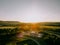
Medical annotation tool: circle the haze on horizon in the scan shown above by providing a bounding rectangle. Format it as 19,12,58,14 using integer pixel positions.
0,0,60,23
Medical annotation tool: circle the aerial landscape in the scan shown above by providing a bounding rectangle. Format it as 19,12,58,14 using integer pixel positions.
0,0,60,45
0,21,60,45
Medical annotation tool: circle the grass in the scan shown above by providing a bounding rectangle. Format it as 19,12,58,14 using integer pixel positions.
0,22,60,45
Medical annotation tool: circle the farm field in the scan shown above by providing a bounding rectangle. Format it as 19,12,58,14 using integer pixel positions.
0,21,60,45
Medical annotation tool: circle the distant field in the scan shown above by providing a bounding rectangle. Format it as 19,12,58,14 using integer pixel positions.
0,21,60,45
0,27,16,29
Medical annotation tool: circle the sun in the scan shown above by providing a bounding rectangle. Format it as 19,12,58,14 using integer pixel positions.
20,14,45,23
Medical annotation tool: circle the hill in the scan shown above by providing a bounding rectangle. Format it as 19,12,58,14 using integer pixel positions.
0,21,20,26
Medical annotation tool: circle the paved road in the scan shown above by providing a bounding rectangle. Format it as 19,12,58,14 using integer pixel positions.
17,39,40,45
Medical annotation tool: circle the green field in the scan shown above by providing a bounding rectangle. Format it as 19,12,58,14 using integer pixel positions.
0,21,60,45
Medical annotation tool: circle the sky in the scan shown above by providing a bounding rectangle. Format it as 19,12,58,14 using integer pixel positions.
0,0,60,22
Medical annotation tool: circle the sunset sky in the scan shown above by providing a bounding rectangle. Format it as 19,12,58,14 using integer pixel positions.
0,0,60,22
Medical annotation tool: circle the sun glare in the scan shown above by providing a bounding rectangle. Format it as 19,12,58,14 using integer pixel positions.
20,14,45,23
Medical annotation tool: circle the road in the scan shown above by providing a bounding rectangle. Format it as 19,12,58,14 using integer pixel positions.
17,39,39,45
